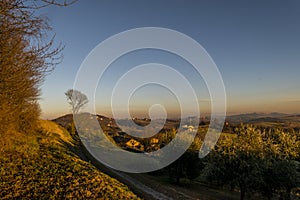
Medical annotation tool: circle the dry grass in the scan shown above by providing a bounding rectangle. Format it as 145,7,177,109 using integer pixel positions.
0,121,141,199
38,120,73,144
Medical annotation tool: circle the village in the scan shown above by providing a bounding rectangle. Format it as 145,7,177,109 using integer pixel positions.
96,115,206,153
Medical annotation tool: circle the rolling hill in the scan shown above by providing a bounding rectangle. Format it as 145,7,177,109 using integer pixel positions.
0,120,141,199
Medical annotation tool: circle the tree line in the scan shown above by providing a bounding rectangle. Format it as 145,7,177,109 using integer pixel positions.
153,125,300,200
0,0,75,135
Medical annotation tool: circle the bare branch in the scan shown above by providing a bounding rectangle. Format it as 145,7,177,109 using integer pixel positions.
65,89,89,114
40,0,78,7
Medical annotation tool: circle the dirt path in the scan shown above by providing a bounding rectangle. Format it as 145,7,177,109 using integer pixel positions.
112,171,173,200
70,136,172,199
76,143,207,200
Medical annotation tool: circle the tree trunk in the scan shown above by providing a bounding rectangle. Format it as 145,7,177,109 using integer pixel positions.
285,187,291,200
240,189,245,200
239,182,246,200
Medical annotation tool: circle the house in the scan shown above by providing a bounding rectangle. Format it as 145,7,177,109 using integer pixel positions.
126,139,144,151
188,125,195,131
150,138,159,144
126,139,141,148
182,125,195,131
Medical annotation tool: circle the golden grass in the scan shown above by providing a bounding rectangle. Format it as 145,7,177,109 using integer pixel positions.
0,121,141,199
38,120,73,145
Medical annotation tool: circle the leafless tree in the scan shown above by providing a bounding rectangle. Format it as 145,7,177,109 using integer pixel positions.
65,89,89,114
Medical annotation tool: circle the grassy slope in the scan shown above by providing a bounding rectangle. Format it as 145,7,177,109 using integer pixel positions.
0,120,141,199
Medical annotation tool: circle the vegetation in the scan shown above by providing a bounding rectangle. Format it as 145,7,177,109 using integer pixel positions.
65,89,89,114
144,125,300,200
0,0,67,134
205,125,300,200
0,1,139,198
53,114,300,199
1,0,298,199
0,120,141,199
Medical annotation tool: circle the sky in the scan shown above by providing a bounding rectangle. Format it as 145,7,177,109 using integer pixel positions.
38,0,300,119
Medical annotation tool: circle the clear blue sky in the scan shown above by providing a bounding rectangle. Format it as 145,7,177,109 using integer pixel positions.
39,0,300,119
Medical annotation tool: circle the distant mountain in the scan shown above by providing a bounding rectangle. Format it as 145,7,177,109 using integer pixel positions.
249,117,286,123
226,112,289,124
225,112,300,129
53,112,300,130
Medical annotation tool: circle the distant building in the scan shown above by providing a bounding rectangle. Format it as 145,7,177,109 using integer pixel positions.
126,139,144,151
126,139,141,148
188,125,195,131
150,138,159,144
182,125,195,131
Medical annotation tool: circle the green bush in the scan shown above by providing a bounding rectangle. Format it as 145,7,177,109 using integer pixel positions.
204,125,300,200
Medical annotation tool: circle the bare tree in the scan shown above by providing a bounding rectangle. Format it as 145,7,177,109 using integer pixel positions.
65,89,88,114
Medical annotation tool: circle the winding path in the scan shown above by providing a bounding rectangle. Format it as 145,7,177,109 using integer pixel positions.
73,136,199,200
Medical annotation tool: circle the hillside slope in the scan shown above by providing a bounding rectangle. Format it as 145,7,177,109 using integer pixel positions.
0,120,141,199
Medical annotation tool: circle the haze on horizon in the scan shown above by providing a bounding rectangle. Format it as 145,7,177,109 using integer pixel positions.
38,0,300,120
